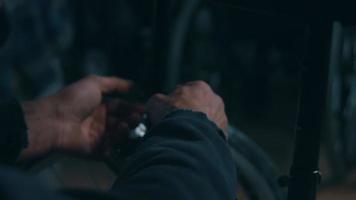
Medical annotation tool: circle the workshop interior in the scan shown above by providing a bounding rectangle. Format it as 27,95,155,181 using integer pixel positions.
1,0,356,199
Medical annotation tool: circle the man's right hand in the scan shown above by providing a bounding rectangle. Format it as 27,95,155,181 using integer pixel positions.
147,81,228,138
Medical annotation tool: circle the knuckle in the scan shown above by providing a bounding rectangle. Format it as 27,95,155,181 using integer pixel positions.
176,86,188,94
173,85,191,96
194,80,209,87
194,81,212,91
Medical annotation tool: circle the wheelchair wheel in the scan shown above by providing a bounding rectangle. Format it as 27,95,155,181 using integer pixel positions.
228,126,285,200
165,1,285,198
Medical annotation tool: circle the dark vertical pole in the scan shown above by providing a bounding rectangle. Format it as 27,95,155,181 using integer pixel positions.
151,0,171,93
287,23,332,200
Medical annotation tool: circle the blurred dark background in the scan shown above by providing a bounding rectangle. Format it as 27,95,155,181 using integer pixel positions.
1,0,356,199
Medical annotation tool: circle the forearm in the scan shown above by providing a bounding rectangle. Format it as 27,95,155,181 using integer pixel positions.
110,110,237,200
0,97,62,165
19,98,59,162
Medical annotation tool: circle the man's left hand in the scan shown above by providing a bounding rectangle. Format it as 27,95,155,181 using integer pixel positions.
20,75,144,161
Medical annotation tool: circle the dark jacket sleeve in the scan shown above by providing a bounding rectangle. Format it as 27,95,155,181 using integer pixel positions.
0,109,237,200
109,110,237,200
0,100,28,165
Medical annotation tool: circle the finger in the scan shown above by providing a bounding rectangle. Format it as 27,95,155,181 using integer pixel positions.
124,113,142,129
106,122,130,148
88,75,133,93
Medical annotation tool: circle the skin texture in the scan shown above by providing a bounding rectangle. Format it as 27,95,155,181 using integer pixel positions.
20,75,144,161
147,81,228,139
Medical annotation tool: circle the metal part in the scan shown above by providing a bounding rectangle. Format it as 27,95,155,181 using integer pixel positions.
129,114,149,139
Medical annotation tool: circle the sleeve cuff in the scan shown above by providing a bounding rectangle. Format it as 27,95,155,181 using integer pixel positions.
161,109,227,141
0,100,28,164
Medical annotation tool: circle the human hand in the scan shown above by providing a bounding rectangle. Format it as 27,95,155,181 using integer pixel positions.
147,81,228,138
20,75,144,161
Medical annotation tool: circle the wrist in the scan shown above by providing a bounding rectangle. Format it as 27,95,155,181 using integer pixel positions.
19,98,59,160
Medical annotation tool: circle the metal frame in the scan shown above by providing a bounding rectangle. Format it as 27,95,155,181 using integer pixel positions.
153,1,336,199
286,23,332,200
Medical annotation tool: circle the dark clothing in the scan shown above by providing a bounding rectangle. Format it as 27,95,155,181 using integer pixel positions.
0,100,28,166
0,101,237,200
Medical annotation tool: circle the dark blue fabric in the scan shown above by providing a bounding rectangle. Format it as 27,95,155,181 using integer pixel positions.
0,100,28,166
0,105,237,200
111,110,237,200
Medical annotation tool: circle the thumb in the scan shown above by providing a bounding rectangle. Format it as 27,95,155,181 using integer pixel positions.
88,75,133,94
